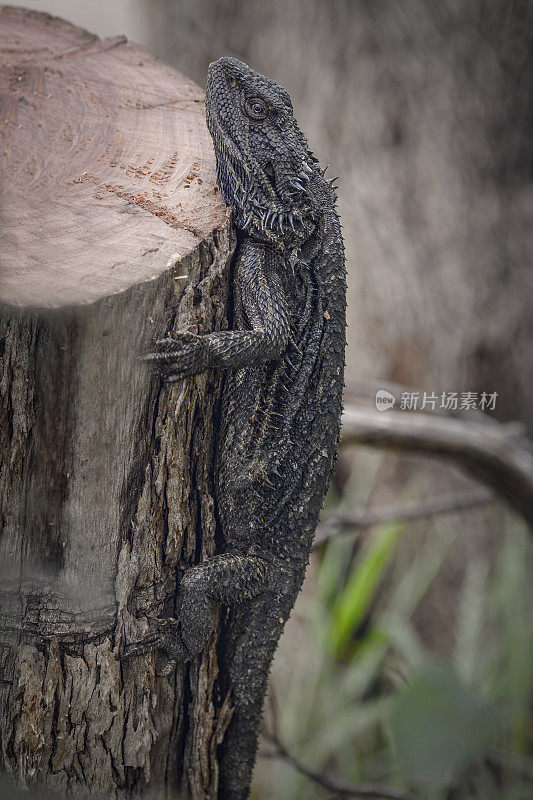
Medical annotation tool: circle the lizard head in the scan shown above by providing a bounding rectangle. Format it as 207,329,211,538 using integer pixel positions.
206,56,319,245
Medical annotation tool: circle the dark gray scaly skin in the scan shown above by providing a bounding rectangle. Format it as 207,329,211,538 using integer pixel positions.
145,57,345,799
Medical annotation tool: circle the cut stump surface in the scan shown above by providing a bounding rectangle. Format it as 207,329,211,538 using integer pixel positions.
0,4,226,307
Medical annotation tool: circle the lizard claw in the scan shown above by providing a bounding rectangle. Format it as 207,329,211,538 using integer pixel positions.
122,617,188,663
143,331,210,380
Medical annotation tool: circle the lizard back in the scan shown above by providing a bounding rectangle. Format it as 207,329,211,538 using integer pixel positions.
217,204,345,560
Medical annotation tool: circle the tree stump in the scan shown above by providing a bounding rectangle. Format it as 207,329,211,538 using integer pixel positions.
0,7,234,798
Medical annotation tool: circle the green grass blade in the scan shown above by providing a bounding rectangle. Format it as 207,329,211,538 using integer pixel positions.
330,521,403,656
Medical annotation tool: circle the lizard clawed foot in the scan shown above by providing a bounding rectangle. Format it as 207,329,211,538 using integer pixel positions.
122,617,188,663
143,331,210,381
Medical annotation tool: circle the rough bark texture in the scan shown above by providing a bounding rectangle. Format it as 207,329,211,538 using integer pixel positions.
0,7,234,798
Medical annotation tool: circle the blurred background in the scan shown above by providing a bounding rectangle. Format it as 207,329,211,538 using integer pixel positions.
6,2,532,798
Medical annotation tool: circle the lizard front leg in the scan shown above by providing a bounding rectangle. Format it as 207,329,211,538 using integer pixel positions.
144,239,289,379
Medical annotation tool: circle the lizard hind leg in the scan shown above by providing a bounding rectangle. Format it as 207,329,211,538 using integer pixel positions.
177,550,277,658
179,590,217,657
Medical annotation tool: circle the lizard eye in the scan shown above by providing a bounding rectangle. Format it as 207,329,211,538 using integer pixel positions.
245,97,268,120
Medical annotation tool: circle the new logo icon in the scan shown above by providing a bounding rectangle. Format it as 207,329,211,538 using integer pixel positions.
375,389,395,411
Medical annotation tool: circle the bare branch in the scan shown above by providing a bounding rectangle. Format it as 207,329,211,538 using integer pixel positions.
314,488,494,548
261,729,420,800
340,405,533,527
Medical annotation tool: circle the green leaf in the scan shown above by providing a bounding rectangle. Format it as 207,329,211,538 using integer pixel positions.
389,663,497,781
330,521,402,657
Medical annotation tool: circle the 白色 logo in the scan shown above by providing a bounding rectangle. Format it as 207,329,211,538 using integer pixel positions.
375,389,395,411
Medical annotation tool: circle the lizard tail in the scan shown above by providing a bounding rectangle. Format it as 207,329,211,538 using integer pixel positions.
217,592,288,800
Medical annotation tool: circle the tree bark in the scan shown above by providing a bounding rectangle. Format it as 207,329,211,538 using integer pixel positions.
0,7,233,798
